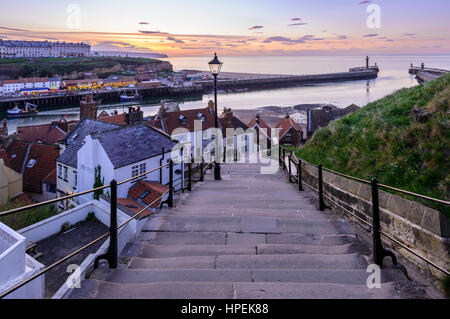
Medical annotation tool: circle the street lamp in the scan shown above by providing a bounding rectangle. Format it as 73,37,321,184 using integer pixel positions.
209,53,223,181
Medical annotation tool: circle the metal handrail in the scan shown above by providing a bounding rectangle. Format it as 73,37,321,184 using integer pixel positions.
0,162,172,218
286,154,450,276
0,157,209,299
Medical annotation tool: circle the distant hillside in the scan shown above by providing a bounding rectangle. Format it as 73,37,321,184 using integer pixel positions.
0,56,173,80
296,73,450,209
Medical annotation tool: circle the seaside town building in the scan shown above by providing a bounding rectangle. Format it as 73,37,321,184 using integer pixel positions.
73,123,182,204
0,158,22,205
15,118,77,144
0,77,61,96
0,139,61,202
0,40,90,59
248,114,273,151
276,114,305,146
219,108,250,156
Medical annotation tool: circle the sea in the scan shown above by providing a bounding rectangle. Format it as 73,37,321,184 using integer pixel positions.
2,55,450,134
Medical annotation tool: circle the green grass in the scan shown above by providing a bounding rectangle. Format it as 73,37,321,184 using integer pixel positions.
0,56,165,78
295,73,450,217
0,201,59,231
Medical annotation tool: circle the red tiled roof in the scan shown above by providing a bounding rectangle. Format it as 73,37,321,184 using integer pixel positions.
121,180,169,218
16,120,76,144
1,141,60,194
11,192,34,206
97,111,110,119
98,113,128,125
218,109,248,137
157,106,216,135
248,115,272,138
117,198,152,218
276,115,303,139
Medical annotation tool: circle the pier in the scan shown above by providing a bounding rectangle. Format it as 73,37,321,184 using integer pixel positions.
409,64,449,83
195,69,378,90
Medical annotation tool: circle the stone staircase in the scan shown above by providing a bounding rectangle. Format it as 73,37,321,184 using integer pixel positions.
71,162,418,299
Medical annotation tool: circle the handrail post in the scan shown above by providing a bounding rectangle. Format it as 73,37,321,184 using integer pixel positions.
200,160,204,182
318,164,325,211
94,179,118,269
288,154,292,183
279,144,282,166
187,159,192,191
298,159,303,191
168,160,174,207
371,178,397,268
282,148,286,170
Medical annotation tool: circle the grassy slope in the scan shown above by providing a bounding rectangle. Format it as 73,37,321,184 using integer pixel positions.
296,73,450,210
0,56,165,78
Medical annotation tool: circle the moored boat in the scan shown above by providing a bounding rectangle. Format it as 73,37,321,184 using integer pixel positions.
7,103,38,118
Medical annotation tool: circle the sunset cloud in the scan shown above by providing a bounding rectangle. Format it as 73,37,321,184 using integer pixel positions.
288,23,308,27
291,18,301,21
363,34,379,37
249,26,264,30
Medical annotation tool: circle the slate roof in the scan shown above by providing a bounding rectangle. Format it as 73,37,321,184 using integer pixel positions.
94,123,177,168
57,119,122,168
16,120,77,144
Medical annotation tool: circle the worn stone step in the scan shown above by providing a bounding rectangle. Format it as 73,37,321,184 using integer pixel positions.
142,215,353,235
177,202,318,210
142,231,227,245
70,280,400,299
139,244,353,258
165,208,328,219
266,233,356,246
128,253,367,270
94,268,404,285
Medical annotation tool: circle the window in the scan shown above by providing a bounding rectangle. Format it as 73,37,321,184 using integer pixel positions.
74,171,77,189
27,159,36,168
285,134,292,143
58,164,62,178
132,165,139,177
139,163,146,174
63,166,68,181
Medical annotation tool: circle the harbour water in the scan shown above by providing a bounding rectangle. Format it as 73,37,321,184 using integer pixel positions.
2,55,450,134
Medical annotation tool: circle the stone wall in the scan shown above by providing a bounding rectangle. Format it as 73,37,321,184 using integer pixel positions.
299,162,450,283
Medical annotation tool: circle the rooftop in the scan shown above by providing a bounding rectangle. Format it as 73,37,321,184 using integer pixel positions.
93,123,176,168
57,119,122,168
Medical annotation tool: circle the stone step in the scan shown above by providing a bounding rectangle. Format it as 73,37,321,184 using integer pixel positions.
142,231,356,246
70,280,400,299
128,253,367,270
164,208,329,219
140,244,353,258
176,202,318,210
142,215,353,235
94,268,405,285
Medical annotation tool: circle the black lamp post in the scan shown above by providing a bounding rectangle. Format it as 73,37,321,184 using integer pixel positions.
209,53,223,181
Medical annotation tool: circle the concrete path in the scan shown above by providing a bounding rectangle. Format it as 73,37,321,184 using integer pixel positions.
71,161,420,299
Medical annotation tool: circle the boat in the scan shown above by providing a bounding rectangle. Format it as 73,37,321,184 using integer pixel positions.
7,103,38,118
120,90,142,101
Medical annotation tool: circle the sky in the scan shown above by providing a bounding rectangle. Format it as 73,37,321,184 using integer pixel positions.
0,0,449,57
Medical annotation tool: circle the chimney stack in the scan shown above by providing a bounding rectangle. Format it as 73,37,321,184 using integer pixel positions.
1,119,7,136
80,94,97,120
126,106,144,126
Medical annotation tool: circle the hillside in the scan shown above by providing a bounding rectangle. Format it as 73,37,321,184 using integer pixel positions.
296,73,450,211
0,56,173,80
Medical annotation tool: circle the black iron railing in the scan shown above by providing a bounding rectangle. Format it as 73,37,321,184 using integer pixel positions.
280,150,450,276
0,157,212,299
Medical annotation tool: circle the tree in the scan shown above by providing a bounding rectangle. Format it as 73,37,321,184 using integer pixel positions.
93,165,105,200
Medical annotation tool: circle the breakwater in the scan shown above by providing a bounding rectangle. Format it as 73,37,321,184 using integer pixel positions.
195,69,378,89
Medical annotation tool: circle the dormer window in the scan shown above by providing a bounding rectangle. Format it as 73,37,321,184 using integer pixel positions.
179,115,187,125
27,159,36,168
197,113,206,122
